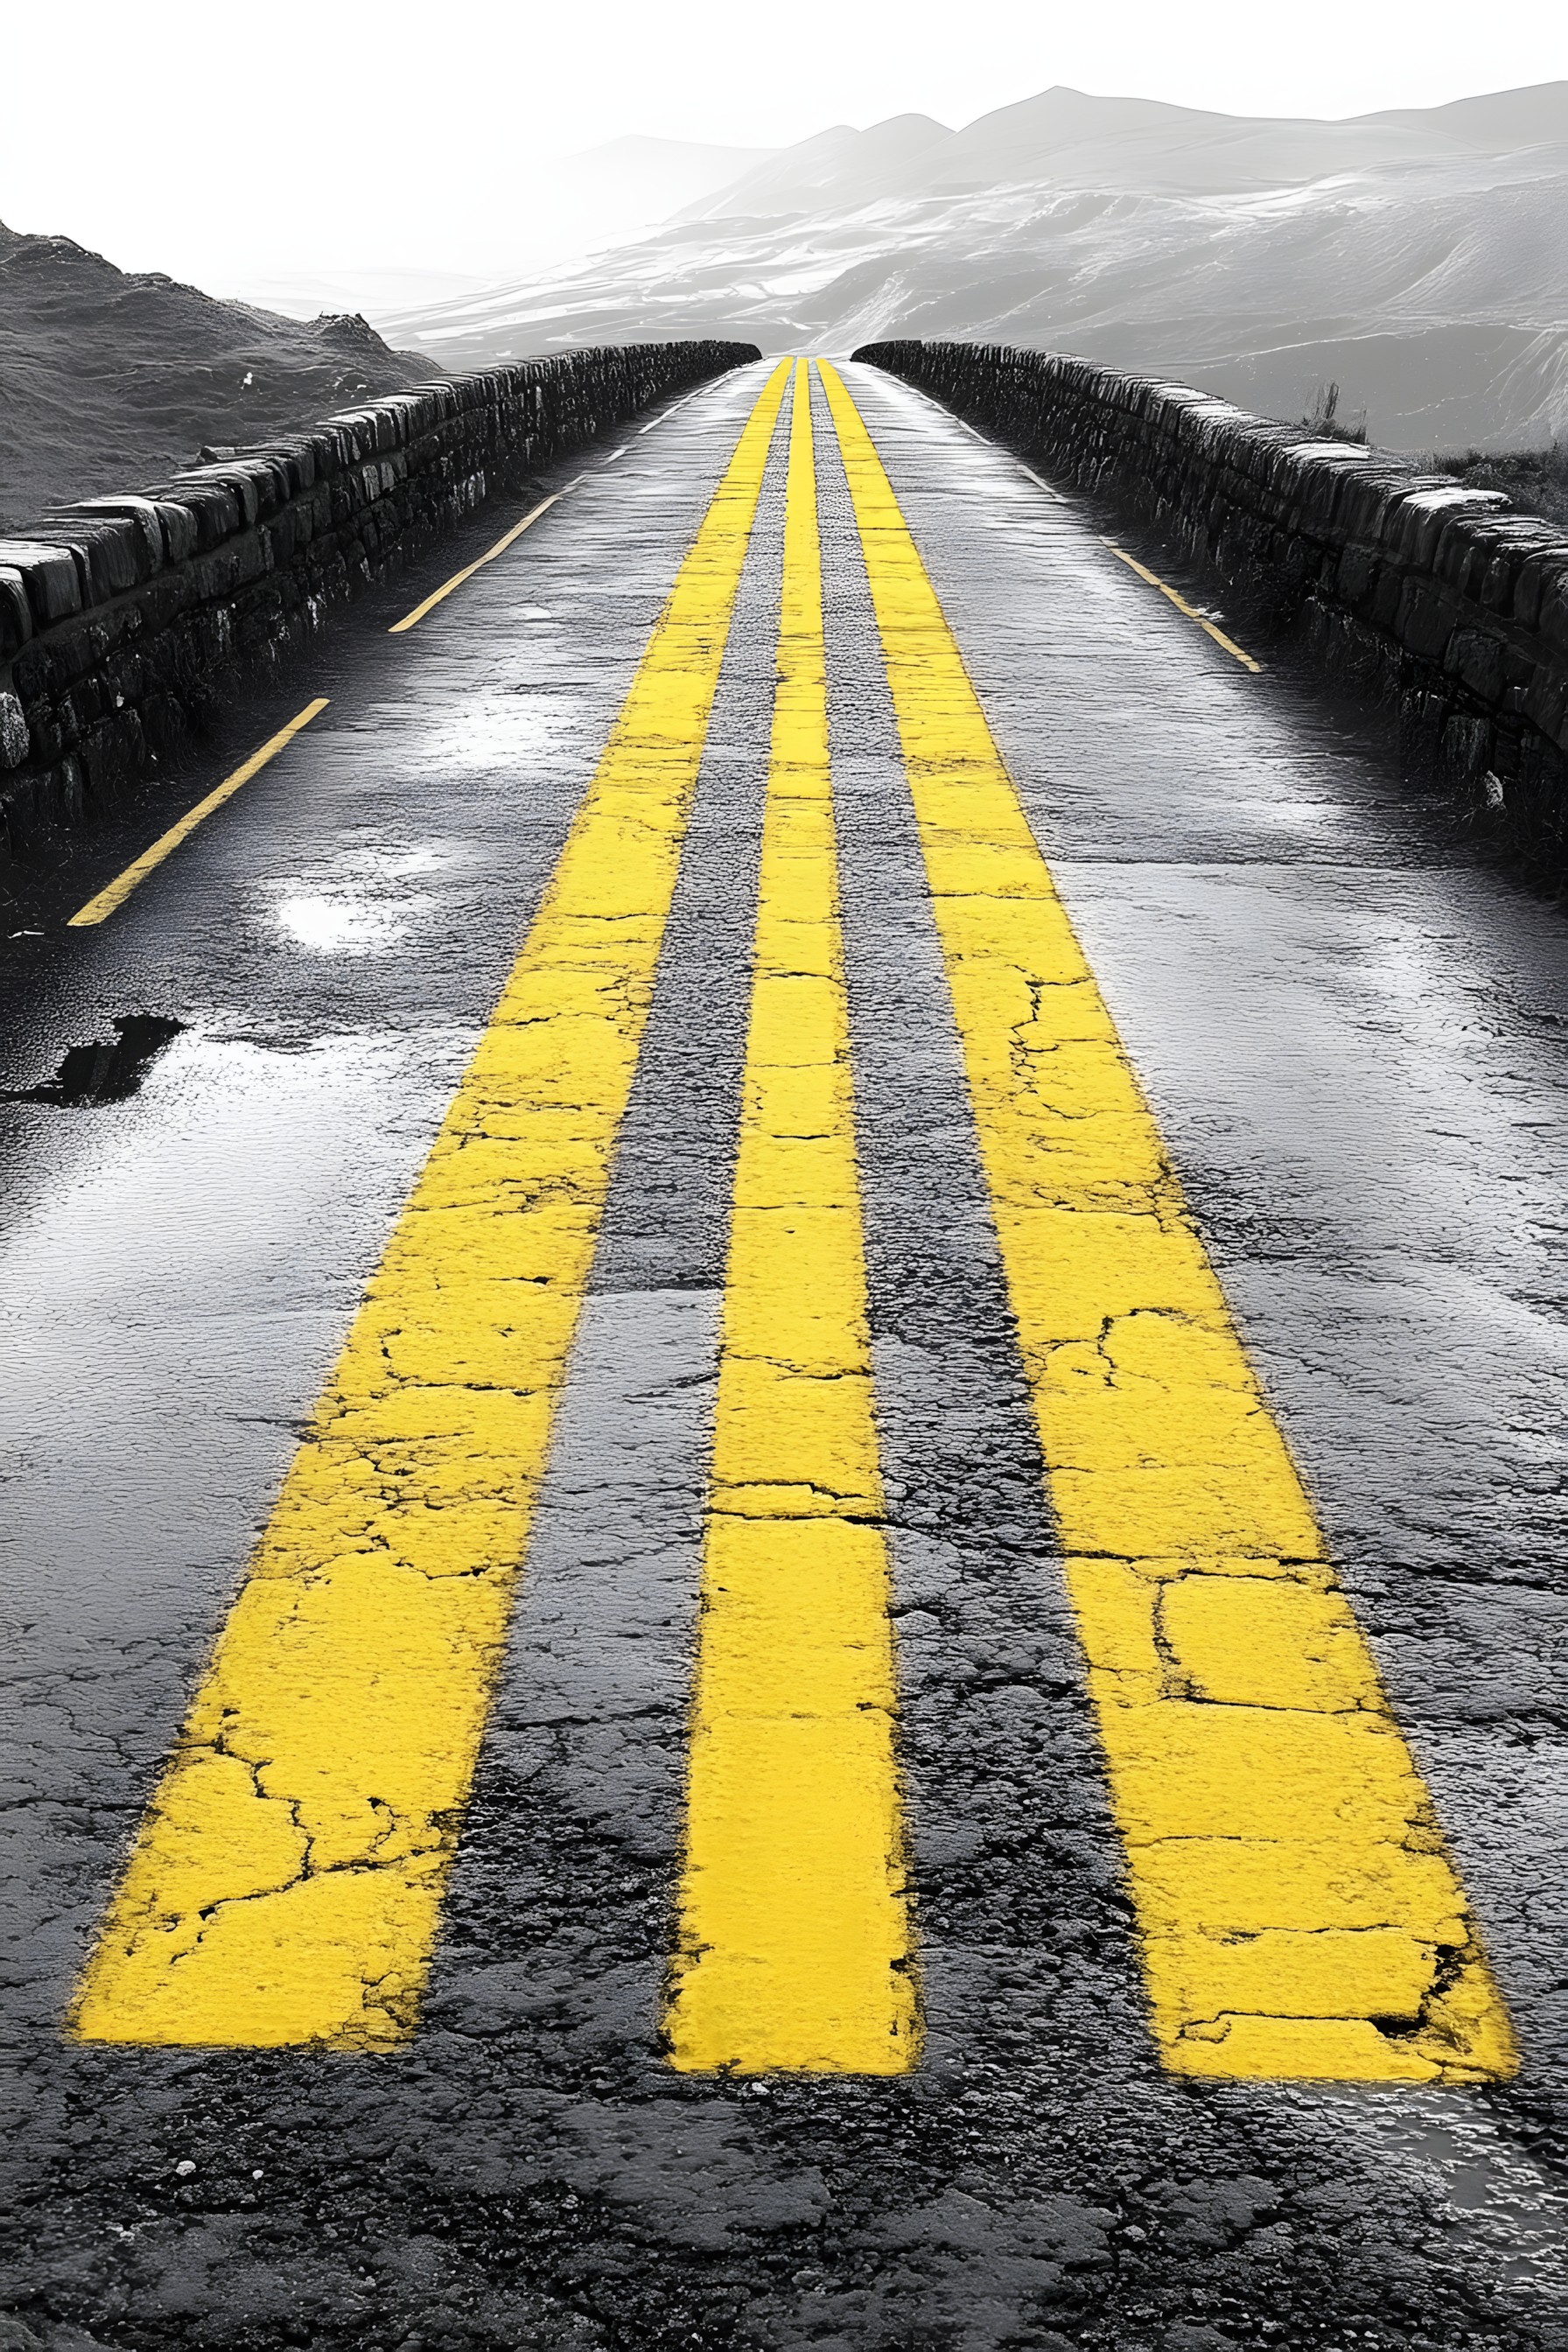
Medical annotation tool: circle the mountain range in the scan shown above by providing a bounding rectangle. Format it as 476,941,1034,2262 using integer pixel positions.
380,82,1568,452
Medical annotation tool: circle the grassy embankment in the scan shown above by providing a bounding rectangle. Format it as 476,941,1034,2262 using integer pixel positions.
1427,444,1568,531
1301,382,1567,532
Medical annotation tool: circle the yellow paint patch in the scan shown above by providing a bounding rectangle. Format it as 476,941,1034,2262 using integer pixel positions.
664,361,919,2074
70,361,793,2050
819,358,1514,2086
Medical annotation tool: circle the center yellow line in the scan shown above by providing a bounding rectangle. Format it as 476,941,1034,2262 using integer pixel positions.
71,360,792,2051
819,359,1514,2086
664,361,920,2074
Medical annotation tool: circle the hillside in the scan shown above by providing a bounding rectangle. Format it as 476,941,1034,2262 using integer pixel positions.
384,81,1568,452
0,222,438,528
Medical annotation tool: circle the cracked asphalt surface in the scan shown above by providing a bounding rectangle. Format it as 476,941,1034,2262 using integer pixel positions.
3,358,1567,2350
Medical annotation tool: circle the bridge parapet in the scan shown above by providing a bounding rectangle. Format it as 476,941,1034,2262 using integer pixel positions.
856,340,1568,882
0,341,759,862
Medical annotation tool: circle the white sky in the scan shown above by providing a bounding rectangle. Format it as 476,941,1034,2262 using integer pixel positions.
4,0,1566,290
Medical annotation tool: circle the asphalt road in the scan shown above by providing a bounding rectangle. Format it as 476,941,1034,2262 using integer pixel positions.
3,358,1566,2352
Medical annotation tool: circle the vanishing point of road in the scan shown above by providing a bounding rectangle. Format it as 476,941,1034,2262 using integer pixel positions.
3,360,1566,2351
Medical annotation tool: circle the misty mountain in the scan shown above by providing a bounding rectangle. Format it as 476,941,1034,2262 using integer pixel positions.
681,80,1568,214
384,82,1568,452
560,135,782,236
677,116,954,222
230,136,780,321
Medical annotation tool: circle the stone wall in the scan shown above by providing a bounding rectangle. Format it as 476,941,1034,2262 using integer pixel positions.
0,341,758,859
855,340,1568,879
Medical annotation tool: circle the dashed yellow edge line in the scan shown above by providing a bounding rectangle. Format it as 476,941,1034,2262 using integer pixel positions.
929,390,1242,623
664,361,920,2076
389,487,581,633
68,485,572,927
820,359,1515,2085
69,360,793,2050
67,395,706,926
1102,540,1263,672
639,388,704,435
66,389,711,926
66,699,330,927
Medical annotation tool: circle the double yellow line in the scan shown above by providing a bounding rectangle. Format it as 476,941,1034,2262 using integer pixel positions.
74,360,1516,2089
71,361,793,2049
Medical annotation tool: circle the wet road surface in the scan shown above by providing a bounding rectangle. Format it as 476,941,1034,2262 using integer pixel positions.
3,358,1567,2350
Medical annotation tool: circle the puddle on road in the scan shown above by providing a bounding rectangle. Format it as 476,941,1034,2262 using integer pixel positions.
270,893,424,955
2,1016,186,1107
1311,2091,1568,2295
262,844,445,957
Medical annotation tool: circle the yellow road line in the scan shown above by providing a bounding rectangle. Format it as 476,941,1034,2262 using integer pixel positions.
665,361,920,2075
639,392,700,435
71,360,793,2051
1102,540,1263,672
820,359,1515,2086
66,699,330,928
388,490,575,634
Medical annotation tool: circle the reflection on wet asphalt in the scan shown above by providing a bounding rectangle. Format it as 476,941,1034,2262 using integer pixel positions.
1,360,1565,2352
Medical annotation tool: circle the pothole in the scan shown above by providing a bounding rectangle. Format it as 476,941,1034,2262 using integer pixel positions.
3,1014,186,1106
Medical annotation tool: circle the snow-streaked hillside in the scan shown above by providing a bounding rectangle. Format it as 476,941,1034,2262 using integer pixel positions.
381,83,1568,452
